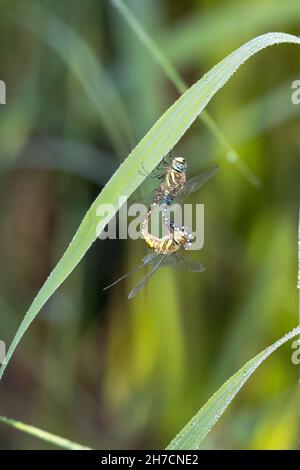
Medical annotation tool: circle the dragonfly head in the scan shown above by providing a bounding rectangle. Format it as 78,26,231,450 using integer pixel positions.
172,157,187,173
171,223,194,249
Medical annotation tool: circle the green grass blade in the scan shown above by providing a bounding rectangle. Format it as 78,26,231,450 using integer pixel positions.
112,0,185,92
1,32,300,380
0,416,91,450
167,325,300,450
2,1,131,156
15,137,116,185
112,0,261,187
161,0,300,67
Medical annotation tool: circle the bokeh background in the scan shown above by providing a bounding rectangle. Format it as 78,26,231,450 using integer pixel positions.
0,0,299,450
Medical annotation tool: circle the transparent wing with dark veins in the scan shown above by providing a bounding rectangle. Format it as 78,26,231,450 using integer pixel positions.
103,252,159,292
128,254,165,299
163,253,206,272
175,165,218,204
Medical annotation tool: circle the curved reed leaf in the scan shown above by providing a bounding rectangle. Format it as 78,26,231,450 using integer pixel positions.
0,416,91,450
1,33,300,380
167,325,300,450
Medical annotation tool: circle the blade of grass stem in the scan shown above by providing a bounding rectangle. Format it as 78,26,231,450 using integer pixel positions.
0,416,91,450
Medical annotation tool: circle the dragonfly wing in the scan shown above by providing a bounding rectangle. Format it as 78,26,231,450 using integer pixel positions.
175,165,218,204
103,253,157,292
168,253,206,272
128,254,165,299
142,252,160,265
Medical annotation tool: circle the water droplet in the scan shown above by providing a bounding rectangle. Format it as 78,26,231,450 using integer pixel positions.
226,151,238,163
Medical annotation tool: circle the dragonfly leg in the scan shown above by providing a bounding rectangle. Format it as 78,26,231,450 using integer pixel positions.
139,162,166,179
162,152,173,166
138,162,154,177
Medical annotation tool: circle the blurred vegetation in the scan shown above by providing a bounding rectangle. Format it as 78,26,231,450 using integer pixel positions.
0,0,299,450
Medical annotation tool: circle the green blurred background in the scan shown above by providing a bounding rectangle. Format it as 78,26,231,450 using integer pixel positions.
0,0,299,450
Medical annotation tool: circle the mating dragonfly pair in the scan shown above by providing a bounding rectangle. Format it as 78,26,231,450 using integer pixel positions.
104,155,218,298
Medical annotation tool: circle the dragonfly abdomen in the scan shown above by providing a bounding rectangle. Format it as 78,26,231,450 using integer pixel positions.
141,209,180,254
141,208,190,254
147,236,179,254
